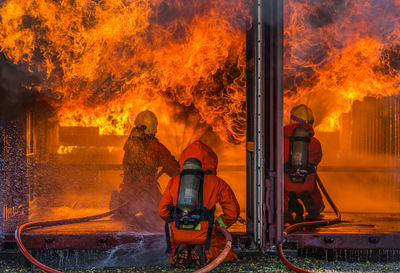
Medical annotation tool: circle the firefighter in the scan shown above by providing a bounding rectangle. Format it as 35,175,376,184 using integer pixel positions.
110,110,179,229
159,140,240,268
284,104,325,224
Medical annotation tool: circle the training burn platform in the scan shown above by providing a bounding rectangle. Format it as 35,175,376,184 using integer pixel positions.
288,212,400,249
1,219,249,251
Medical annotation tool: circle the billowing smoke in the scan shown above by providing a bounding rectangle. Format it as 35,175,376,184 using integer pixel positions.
0,53,39,119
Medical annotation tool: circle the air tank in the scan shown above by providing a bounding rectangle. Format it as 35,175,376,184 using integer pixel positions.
177,158,202,213
291,126,310,170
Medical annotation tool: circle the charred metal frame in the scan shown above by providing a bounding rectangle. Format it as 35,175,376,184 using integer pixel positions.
246,0,266,248
262,0,284,248
246,0,283,249
256,0,400,252
247,0,284,249
0,119,3,235
245,13,256,242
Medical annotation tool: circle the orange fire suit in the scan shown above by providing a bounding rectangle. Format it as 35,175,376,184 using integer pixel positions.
111,126,179,226
159,140,240,264
284,123,324,219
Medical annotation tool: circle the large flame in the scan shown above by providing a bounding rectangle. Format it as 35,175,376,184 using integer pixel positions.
284,0,400,131
2,0,400,135
0,0,250,143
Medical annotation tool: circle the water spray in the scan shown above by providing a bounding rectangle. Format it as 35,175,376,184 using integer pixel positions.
15,203,129,273
15,201,232,273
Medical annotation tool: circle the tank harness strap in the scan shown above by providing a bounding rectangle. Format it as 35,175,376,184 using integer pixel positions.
165,220,172,254
285,134,314,183
289,136,311,143
204,205,216,252
180,169,204,176
165,204,174,254
199,170,215,252
199,171,204,209
164,169,215,253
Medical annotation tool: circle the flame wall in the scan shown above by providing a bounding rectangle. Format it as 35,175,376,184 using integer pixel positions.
3,0,400,226
284,0,400,213
284,0,400,131
0,0,251,143
0,0,250,227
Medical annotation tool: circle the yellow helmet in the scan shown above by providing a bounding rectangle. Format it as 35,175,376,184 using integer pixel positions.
134,110,158,135
290,104,314,126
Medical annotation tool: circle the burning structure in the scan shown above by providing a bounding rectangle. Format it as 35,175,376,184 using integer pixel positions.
0,0,399,264
282,0,400,252
0,0,250,251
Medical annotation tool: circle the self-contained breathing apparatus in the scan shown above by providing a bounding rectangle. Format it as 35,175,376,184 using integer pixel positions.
165,158,215,254
284,126,316,183
123,126,149,167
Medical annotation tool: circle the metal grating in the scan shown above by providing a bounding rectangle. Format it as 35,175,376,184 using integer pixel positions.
341,95,400,157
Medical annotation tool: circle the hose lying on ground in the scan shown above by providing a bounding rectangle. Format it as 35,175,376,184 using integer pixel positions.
193,225,233,273
16,203,232,273
15,203,129,273
277,174,342,273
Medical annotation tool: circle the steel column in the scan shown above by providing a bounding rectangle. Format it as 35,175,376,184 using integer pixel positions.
0,119,4,235
262,0,284,248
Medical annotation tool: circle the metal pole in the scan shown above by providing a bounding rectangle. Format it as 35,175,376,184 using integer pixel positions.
263,0,284,247
254,0,264,247
0,118,3,234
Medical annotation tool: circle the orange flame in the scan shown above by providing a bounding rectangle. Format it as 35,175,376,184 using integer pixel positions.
0,0,250,143
284,0,400,131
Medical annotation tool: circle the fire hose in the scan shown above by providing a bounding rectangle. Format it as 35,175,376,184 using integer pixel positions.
15,202,232,273
15,176,336,273
193,226,232,273
277,174,342,273
15,202,129,273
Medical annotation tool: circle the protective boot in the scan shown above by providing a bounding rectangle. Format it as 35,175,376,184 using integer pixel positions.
288,191,304,222
190,244,206,268
301,191,323,220
174,243,191,268
284,212,294,225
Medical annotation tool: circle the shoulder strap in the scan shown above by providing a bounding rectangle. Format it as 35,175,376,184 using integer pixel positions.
180,169,204,176
198,172,204,210
164,204,174,253
164,169,216,253
200,170,215,252
165,220,172,254
198,169,213,211
204,205,216,252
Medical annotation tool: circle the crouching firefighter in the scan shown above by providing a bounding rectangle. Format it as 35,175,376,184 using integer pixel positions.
284,104,325,224
159,140,240,269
